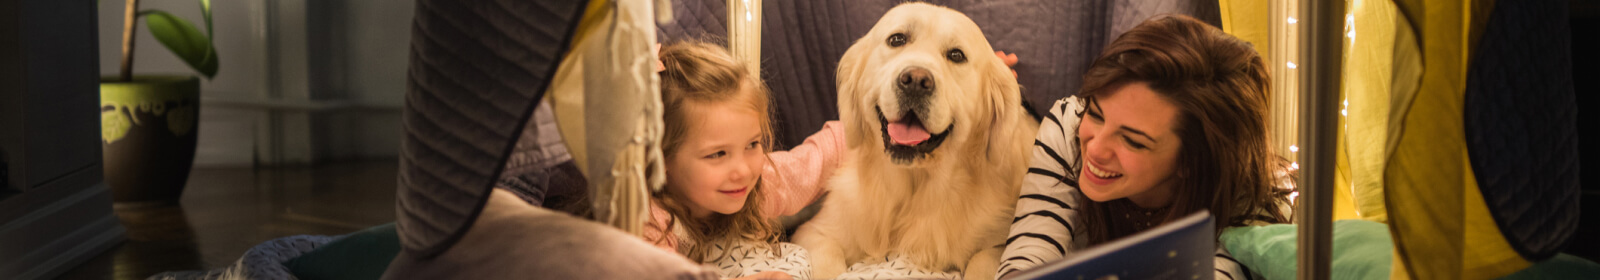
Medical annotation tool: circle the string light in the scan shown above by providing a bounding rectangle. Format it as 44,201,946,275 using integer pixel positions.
743,0,752,22
1287,17,1298,24
1290,145,1299,152
1346,14,1356,40
1287,62,1297,69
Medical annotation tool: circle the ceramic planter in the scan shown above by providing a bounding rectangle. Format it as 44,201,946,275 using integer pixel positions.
100,75,200,203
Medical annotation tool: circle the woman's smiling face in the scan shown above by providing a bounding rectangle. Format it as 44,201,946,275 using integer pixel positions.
1077,82,1184,208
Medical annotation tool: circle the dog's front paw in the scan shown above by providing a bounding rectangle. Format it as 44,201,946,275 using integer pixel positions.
962,246,1004,280
794,226,847,279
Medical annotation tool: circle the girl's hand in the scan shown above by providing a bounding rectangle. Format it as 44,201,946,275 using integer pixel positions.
995,51,1019,78
731,271,793,280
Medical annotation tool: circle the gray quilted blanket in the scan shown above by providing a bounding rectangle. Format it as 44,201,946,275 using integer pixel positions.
146,235,339,280
657,0,1219,148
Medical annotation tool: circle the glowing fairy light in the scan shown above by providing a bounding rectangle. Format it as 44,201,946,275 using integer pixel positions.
1290,145,1299,152
1287,62,1297,69
1345,14,1356,41
743,0,752,22
1287,17,1298,24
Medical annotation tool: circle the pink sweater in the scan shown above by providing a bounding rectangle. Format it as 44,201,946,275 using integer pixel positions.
644,121,845,254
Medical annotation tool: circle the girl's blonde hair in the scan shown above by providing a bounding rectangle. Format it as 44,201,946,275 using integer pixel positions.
650,41,782,261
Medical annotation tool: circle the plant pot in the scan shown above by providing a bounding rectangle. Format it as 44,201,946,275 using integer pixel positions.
101,75,201,204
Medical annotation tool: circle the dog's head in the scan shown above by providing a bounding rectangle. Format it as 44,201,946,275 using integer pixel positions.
836,3,1027,167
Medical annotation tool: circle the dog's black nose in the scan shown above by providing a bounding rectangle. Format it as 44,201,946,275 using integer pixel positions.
897,67,935,94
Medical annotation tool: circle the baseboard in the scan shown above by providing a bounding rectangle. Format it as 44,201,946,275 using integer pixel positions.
0,182,125,280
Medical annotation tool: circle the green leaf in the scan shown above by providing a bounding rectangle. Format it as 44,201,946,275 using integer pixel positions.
200,0,214,74
143,10,218,78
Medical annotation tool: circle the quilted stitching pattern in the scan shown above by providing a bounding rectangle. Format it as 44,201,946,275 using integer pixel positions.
1463,0,1579,261
395,0,588,258
656,0,727,42
148,235,342,280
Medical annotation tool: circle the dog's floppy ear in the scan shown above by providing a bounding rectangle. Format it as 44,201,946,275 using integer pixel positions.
983,53,1035,165
836,36,874,149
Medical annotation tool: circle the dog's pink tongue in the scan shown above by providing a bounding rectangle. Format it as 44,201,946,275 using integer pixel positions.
887,121,931,146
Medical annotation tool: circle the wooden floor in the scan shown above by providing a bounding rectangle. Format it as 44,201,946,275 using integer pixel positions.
44,160,1600,279
55,161,399,280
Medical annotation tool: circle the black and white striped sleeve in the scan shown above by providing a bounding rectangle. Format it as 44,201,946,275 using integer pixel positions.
1214,243,1255,280
996,97,1086,279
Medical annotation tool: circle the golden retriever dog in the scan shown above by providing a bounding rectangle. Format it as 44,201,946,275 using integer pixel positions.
793,3,1038,279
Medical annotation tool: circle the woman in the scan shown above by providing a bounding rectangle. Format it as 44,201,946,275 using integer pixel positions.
996,15,1292,280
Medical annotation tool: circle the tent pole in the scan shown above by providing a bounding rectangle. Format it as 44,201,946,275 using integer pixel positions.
1295,0,1344,279
727,0,761,75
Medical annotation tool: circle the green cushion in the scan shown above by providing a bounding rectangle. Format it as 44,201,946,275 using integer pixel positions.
1499,254,1600,279
284,222,402,280
1219,219,1394,280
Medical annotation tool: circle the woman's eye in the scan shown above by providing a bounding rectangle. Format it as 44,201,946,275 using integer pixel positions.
747,141,760,150
705,151,726,159
1086,109,1104,122
1123,136,1148,150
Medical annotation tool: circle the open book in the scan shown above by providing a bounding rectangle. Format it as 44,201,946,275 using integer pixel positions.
1011,211,1216,280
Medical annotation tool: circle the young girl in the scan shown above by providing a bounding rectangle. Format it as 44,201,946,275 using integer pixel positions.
997,15,1292,280
644,41,845,280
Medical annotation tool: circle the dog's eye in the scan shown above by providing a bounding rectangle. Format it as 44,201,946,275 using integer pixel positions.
946,49,966,63
887,33,907,47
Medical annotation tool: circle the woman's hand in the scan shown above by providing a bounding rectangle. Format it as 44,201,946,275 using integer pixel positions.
730,271,793,280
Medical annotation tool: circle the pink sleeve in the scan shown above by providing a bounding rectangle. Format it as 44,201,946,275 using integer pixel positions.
643,202,680,254
760,121,846,218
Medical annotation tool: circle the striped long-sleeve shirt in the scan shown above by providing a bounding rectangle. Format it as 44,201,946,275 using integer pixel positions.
996,97,1257,280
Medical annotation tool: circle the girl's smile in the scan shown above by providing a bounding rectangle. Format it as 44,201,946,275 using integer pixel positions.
718,186,750,197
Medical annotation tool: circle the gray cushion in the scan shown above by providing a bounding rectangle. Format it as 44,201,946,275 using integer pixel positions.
382,190,716,280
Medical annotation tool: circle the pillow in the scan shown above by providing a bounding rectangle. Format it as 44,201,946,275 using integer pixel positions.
283,223,402,280
378,189,717,280
1219,219,1393,280
1499,254,1600,279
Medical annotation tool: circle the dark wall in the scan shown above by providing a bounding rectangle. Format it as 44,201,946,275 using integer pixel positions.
1567,0,1598,262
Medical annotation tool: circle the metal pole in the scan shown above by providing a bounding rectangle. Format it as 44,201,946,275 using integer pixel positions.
727,0,761,74
1295,0,1343,279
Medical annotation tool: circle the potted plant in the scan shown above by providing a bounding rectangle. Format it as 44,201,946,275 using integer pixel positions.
101,0,217,204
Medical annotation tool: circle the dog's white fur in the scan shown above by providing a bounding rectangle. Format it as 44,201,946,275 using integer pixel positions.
793,3,1039,279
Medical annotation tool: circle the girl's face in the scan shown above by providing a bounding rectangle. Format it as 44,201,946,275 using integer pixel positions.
1077,82,1184,208
667,99,766,218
